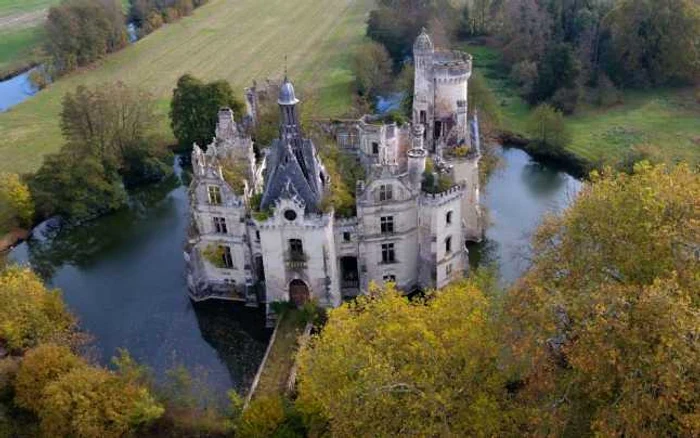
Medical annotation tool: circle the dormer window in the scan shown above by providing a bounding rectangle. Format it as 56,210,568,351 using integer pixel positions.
379,184,393,202
208,186,222,205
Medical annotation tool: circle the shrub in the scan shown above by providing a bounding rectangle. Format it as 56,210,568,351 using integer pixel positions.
202,244,226,268
0,267,77,353
14,344,85,413
550,86,582,115
40,366,163,438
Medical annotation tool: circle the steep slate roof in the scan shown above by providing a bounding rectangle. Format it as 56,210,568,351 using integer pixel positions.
260,77,324,213
261,138,323,212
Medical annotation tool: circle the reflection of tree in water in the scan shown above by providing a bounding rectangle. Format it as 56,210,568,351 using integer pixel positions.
521,162,565,196
192,301,271,394
467,239,499,273
26,174,181,280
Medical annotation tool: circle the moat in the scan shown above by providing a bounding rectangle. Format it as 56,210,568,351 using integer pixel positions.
6,146,581,398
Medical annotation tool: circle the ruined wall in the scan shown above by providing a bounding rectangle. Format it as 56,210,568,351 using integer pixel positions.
357,178,421,292
449,157,482,241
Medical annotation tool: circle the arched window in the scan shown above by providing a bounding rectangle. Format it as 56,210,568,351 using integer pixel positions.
446,211,453,225
445,236,452,254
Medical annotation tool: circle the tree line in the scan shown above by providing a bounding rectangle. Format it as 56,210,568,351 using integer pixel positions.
367,0,700,115
43,0,208,78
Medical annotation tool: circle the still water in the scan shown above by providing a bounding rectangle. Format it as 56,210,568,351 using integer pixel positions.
8,159,270,398
6,147,581,398
469,146,583,284
0,69,38,112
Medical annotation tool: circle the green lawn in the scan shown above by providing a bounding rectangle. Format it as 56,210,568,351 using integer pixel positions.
0,0,58,76
0,0,373,174
0,0,56,16
464,43,700,166
0,25,47,75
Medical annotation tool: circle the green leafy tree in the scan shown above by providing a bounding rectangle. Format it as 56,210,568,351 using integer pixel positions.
39,365,164,437
29,152,128,223
352,42,392,100
0,267,77,353
527,103,572,153
606,0,700,86
506,163,700,436
531,43,581,109
60,82,168,182
170,74,245,150
13,344,85,413
296,279,519,437
0,173,34,230
45,0,127,75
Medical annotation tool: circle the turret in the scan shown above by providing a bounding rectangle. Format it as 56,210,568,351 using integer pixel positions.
278,76,302,143
407,124,427,190
413,28,434,148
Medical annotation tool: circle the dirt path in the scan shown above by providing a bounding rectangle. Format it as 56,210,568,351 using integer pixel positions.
0,9,47,31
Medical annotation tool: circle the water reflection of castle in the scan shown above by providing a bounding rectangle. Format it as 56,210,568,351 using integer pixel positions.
185,31,483,318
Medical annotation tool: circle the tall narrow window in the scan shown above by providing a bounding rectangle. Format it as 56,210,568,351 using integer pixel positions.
445,236,452,254
381,243,395,264
213,217,227,234
446,211,453,225
379,185,393,202
434,121,442,140
372,142,379,155
222,246,234,269
380,216,394,234
207,186,222,205
446,263,452,276
289,239,304,260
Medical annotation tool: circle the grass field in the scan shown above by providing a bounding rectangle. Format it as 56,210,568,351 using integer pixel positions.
0,0,373,174
464,43,700,166
0,0,58,76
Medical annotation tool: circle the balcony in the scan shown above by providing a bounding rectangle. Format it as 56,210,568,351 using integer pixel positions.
285,251,308,270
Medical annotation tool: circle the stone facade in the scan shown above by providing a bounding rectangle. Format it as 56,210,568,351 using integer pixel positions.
185,32,483,320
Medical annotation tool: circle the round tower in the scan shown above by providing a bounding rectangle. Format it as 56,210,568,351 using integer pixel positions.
407,124,427,190
413,28,434,147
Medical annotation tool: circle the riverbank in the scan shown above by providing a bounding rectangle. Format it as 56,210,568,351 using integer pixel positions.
463,42,700,167
0,227,29,252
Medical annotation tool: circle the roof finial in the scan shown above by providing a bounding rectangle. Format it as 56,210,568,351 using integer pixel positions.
284,55,288,81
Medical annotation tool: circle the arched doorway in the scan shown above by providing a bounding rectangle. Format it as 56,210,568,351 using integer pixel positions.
289,279,310,307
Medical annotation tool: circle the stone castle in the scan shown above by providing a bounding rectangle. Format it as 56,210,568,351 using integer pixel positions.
185,30,482,317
